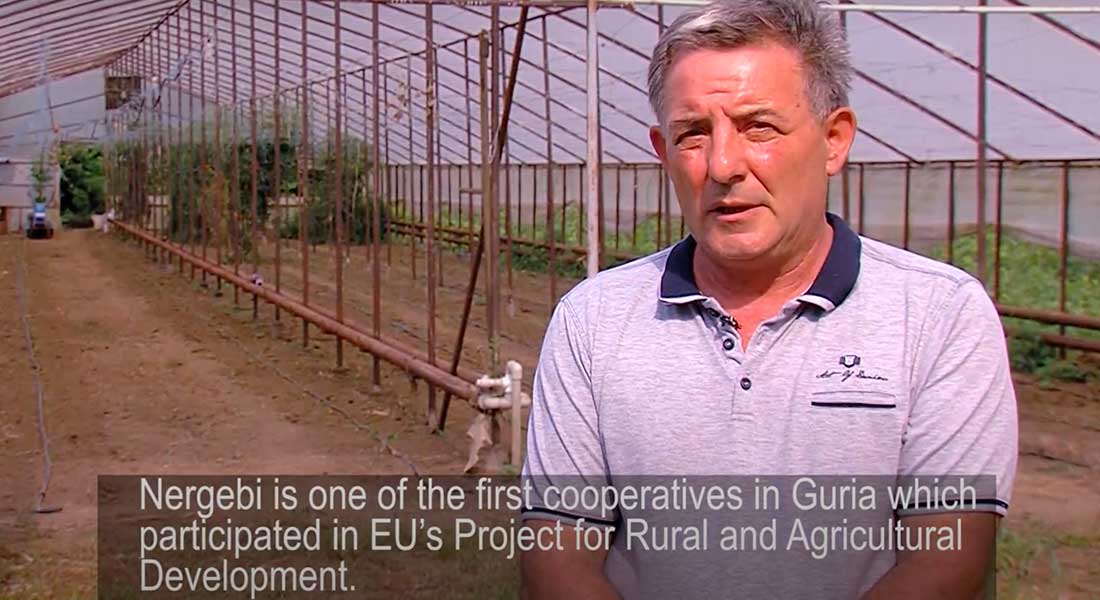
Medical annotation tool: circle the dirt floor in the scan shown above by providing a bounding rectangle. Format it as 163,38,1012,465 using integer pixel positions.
0,228,1098,598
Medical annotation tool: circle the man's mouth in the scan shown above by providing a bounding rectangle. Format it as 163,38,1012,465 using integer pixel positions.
709,204,761,220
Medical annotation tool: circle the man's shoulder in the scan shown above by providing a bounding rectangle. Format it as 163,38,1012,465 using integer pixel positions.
856,236,997,322
556,246,673,321
859,236,975,287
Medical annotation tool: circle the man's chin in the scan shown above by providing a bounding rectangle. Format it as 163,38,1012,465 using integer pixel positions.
698,234,777,265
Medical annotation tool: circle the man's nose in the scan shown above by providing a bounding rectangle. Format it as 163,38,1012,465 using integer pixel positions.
708,126,747,185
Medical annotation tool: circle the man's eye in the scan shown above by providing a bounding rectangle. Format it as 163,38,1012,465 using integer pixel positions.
744,122,779,140
676,130,706,145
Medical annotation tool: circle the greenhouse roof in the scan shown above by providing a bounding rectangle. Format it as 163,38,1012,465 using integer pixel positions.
1,0,1099,164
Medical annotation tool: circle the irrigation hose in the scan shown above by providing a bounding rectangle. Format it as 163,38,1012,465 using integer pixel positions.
17,237,62,514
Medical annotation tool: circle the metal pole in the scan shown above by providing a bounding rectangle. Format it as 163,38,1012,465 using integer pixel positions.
464,40,474,241
632,164,638,248
176,11,186,275
841,163,851,222
505,133,513,301
371,1,383,388
383,61,392,267
614,164,621,250
300,0,311,347
407,56,416,281
154,29,164,251
199,0,208,285
250,0,260,319
230,0,241,302
902,162,911,250
138,46,147,236
425,3,438,424
334,0,345,368
491,4,501,147
529,164,536,240
1058,162,1070,352
947,161,956,264
479,32,498,373
188,4,197,281
585,0,600,276
976,0,988,284
438,10,530,431
658,5,670,248
436,62,445,291
857,163,865,235
539,21,557,305
273,0,282,319
993,161,1004,301
655,165,663,249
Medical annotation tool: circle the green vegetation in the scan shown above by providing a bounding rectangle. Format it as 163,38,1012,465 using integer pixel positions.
58,143,105,227
928,230,1100,325
387,202,685,279
1007,327,1092,384
278,147,390,247
927,230,1099,382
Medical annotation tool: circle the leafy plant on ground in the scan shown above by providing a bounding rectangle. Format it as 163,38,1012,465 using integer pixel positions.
930,230,1100,380
928,230,1100,337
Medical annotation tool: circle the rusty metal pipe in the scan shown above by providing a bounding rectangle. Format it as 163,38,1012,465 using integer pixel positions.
998,304,1100,331
437,9,530,432
111,218,479,400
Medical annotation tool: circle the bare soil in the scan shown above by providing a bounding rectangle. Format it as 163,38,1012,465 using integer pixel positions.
0,229,1097,598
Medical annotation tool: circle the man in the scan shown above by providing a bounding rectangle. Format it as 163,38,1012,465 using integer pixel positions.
520,0,1018,598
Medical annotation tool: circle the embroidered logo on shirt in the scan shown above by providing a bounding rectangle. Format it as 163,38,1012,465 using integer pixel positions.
839,354,861,368
816,354,890,382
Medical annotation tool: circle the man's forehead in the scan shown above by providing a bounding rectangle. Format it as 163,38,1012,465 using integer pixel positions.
660,43,808,121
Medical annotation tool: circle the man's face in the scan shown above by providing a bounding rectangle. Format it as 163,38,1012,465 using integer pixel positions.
649,42,855,267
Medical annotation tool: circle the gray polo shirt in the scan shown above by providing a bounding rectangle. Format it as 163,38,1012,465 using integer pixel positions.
521,213,1017,598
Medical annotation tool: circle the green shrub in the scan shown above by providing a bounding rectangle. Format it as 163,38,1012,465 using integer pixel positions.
1007,327,1059,373
59,143,105,218
1034,359,1090,384
280,197,389,247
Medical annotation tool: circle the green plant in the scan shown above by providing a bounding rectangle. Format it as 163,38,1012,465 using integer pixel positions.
1034,358,1090,384
929,230,1100,338
29,162,49,203
276,140,388,247
1007,326,1059,373
930,230,1100,379
279,193,389,247
58,143,105,218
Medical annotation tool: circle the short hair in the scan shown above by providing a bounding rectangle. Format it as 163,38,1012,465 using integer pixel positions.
647,0,852,123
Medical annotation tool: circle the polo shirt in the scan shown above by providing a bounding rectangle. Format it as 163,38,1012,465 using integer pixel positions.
520,213,1018,598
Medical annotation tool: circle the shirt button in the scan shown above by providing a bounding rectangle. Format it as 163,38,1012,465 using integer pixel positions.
740,377,752,390
723,339,735,351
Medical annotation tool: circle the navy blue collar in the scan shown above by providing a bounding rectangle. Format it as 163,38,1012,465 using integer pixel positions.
658,212,861,312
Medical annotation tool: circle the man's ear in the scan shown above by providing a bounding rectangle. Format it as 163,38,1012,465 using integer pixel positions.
649,125,668,164
823,107,857,177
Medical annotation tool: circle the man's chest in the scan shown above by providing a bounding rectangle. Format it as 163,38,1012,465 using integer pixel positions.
593,316,911,476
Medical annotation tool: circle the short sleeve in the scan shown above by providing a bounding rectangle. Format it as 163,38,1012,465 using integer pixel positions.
520,298,617,528
898,279,1018,516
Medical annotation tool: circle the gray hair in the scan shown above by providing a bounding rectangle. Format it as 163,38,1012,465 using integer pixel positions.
647,0,852,123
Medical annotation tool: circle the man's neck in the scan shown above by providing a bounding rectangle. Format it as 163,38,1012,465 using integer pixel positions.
693,220,834,316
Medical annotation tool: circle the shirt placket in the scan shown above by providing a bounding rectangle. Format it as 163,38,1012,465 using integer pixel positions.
697,299,750,419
